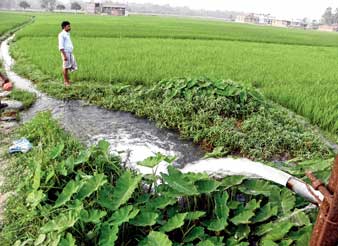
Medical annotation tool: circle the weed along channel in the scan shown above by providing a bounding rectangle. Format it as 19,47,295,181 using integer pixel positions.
1,12,338,246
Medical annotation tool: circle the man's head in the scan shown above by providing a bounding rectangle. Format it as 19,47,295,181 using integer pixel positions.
61,21,71,32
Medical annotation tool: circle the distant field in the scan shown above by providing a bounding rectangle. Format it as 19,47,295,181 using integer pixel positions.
15,14,338,47
10,14,338,135
0,12,31,36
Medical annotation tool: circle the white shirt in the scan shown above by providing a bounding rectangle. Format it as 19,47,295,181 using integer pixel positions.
58,30,73,52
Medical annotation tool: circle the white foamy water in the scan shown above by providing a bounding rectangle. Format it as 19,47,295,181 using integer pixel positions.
0,36,40,95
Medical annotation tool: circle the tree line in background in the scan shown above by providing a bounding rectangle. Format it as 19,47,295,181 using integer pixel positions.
322,7,338,25
126,3,243,20
0,0,82,11
2,1,337,24
0,0,243,20
40,0,82,11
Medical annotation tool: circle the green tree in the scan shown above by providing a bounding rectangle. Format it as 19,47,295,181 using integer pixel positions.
71,2,81,11
40,0,56,11
322,7,334,25
56,4,66,10
333,8,338,24
19,1,30,9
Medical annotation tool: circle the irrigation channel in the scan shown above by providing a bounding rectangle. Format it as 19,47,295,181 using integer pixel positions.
0,35,328,204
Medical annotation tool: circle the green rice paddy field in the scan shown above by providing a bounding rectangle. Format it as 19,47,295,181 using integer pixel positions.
8,14,338,137
0,12,31,36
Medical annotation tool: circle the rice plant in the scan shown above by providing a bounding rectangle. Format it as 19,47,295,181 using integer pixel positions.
0,12,31,36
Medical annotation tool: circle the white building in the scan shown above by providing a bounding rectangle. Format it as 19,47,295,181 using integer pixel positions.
236,13,275,25
85,1,128,16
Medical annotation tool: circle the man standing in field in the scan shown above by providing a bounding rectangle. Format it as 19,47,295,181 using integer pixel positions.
58,21,77,86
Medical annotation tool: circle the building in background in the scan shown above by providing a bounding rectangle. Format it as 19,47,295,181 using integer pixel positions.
236,13,258,24
86,1,127,16
317,24,338,32
257,14,275,25
289,19,307,28
236,13,275,25
236,13,308,28
271,19,291,28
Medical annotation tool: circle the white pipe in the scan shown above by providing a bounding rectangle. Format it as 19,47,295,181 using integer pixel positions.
121,157,323,204
181,158,323,204
182,158,291,185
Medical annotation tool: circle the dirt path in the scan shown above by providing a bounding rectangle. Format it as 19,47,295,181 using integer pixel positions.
0,121,18,224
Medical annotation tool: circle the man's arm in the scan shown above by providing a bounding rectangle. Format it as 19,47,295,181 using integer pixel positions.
60,49,67,61
58,33,67,61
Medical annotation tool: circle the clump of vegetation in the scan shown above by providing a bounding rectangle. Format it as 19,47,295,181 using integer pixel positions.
7,88,36,109
35,77,332,161
1,112,334,245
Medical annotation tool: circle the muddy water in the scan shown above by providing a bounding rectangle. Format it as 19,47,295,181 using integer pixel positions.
0,36,204,166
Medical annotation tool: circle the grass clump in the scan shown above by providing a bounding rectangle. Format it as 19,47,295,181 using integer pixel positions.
8,88,36,109
37,77,333,161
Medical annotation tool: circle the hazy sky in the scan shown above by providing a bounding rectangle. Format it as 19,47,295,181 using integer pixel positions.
126,0,338,20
